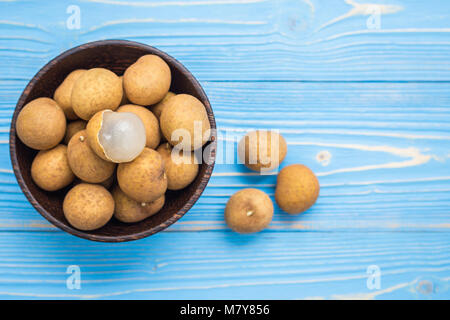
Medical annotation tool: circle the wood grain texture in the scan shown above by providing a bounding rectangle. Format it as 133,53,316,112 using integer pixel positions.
0,0,449,81
0,0,449,299
0,232,447,299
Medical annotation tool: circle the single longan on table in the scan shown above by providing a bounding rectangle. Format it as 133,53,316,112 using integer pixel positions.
225,188,274,234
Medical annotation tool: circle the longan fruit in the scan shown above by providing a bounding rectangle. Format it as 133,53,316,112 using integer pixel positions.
157,142,199,190
112,185,165,223
16,97,66,150
150,91,176,119
63,183,114,231
117,104,161,149
225,188,273,234
117,148,167,203
73,173,115,189
64,120,87,144
71,68,123,120
123,54,171,105
119,76,130,106
238,130,287,172
150,91,175,142
160,94,211,150
67,130,116,183
31,144,74,191
100,173,115,189
53,69,86,120
275,164,320,214
86,110,146,163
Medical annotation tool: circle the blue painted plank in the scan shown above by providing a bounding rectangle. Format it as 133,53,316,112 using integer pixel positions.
0,231,447,300
0,0,448,300
0,0,449,81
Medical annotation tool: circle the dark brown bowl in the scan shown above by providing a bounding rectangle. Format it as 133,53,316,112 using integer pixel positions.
9,40,216,242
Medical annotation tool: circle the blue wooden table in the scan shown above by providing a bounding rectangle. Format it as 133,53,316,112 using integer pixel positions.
0,0,449,299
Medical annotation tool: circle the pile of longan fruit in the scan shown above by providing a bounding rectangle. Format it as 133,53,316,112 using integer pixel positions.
16,54,210,231
225,131,320,233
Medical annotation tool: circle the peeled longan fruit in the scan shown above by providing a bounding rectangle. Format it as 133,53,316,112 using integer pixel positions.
160,94,211,150
86,110,146,163
63,183,114,231
275,164,320,215
16,97,66,150
157,143,198,190
123,54,171,105
31,144,74,191
150,91,176,119
112,185,165,223
117,104,160,149
64,120,87,144
53,69,86,120
117,148,167,203
67,130,116,183
238,130,287,172
71,68,123,120
225,188,273,234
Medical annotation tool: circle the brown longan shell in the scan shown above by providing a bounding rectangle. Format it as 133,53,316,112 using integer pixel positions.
63,183,114,231
53,69,86,120
123,55,171,105
71,68,122,120
238,130,287,172
150,91,175,143
117,148,167,203
150,91,176,119
31,144,75,191
157,143,199,190
16,97,66,150
64,120,87,144
225,188,273,234
160,94,211,150
67,130,116,183
119,76,130,106
112,185,165,223
275,164,320,215
85,110,111,161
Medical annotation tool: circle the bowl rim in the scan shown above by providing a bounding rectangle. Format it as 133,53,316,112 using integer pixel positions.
9,39,216,242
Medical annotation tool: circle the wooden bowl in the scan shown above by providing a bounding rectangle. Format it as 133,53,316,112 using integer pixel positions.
9,40,216,242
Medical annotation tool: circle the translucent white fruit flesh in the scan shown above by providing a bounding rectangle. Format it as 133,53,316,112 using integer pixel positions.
99,111,146,162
